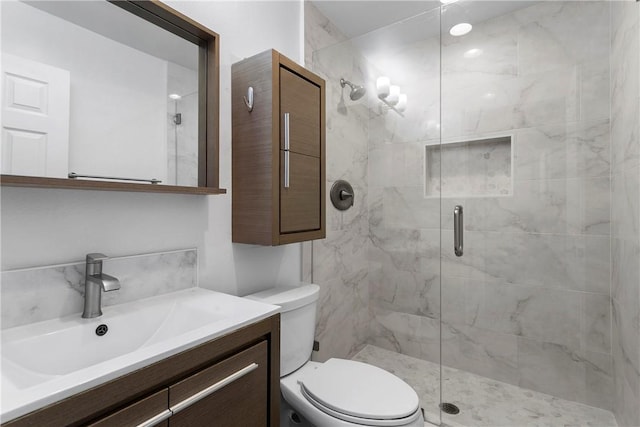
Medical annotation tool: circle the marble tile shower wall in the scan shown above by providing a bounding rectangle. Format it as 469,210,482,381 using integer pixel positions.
611,2,640,426
1,249,197,329
368,2,614,410
304,2,371,361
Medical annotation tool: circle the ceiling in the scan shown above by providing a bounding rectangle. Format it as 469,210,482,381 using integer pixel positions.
311,1,440,39
310,0,538,40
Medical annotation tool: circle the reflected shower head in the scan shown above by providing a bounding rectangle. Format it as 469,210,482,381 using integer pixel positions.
340,78,367,101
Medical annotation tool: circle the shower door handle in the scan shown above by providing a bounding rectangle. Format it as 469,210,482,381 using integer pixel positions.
454,205,463,257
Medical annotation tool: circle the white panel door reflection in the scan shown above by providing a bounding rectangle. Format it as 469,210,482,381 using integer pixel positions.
1,54,70,177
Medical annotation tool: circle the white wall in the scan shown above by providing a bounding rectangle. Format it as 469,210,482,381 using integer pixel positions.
0,0,304,297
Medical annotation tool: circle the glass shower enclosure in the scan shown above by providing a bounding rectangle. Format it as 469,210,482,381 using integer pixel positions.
308,0,638,425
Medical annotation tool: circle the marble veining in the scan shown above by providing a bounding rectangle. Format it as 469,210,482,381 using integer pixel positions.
427,137,512,198
353,345,617,427
306,7,372,362
1,249,197,329
307,0,620,416
610,1,640,426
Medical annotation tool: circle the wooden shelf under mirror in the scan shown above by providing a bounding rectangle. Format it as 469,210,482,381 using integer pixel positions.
0,0,223,196
0,175,226,195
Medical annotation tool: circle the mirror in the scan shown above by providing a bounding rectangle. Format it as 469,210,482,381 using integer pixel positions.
1,0,221,192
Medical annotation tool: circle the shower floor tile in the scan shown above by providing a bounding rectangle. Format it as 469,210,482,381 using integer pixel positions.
352,345,617,427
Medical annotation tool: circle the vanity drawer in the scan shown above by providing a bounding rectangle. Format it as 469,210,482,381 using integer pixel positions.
168,341,268,427
86,389,169,427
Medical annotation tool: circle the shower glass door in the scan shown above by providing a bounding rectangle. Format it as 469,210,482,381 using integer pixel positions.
439,1,613,425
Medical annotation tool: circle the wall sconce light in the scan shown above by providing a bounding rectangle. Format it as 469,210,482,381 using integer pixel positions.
387,85,400,105
376,76,406,115
376,76,390,98
396,94,407,112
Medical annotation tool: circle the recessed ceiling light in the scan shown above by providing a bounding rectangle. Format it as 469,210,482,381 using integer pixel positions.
440,0,459,4
450,23,472,37
464,48,483,58
169,93,182,100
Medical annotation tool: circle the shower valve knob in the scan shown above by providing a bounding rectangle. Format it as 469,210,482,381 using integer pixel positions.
339,190,353,200
331,180,354,211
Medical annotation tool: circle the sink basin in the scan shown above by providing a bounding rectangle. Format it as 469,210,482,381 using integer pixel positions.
1,288,279,423
3,297,228,377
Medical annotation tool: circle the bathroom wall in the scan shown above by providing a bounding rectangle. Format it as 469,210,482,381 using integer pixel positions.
1,2,304,307
611,1,640,425
367,1,613,410
304,1,372,361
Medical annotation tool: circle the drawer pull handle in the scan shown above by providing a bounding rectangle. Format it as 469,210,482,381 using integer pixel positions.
284,112,290,150
135,409,172,427
170,362,259,415
284,151,290,188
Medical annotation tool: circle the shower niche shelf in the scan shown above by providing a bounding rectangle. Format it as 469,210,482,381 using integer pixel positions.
425,135,512,198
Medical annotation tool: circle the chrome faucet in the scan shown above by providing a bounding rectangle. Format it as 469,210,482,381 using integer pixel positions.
82,253,121,318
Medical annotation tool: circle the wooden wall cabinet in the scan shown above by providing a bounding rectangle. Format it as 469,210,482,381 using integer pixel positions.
232,50,326,245
4,316,280,427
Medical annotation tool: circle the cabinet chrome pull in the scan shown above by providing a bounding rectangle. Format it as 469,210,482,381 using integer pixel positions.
284,112,290,150
170,363,259,415
284,151,290,188
454,205,463,257
135,409,172,427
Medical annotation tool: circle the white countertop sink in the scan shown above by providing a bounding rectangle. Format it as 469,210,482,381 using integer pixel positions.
0,288,280,423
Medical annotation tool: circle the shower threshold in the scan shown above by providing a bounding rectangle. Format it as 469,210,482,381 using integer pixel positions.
352,345,617,427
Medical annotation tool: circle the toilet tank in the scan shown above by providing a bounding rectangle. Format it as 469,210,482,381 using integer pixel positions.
246,284,319,376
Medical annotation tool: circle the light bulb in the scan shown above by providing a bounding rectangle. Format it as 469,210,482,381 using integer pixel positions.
376,76,391,99
396,94,407,112
387,85,400,105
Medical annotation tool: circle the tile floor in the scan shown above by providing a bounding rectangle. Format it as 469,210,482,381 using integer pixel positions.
352,345,617,427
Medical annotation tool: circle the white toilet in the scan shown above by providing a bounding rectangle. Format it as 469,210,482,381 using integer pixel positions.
246,284,423,427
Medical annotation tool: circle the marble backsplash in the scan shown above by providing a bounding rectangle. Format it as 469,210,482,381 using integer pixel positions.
1,249,197,330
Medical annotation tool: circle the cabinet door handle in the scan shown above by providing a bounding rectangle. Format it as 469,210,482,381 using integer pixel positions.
135,409,172,427
454,205,463,257
169,363,259,415
284,112,290,150
284,151,290,188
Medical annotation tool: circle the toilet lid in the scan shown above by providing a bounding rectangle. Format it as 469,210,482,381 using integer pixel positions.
299,359,419,421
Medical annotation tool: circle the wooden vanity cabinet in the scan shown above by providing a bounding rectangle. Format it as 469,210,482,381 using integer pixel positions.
3,316,280,427
232,49,326,245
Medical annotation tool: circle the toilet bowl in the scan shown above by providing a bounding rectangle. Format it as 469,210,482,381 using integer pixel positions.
246,284,423,427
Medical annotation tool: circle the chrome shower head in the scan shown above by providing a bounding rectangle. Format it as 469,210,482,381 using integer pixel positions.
340,78,367,101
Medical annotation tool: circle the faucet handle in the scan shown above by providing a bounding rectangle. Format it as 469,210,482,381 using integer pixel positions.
86,253,108,263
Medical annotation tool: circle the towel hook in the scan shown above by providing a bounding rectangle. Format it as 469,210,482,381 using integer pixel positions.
243,86,254,112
